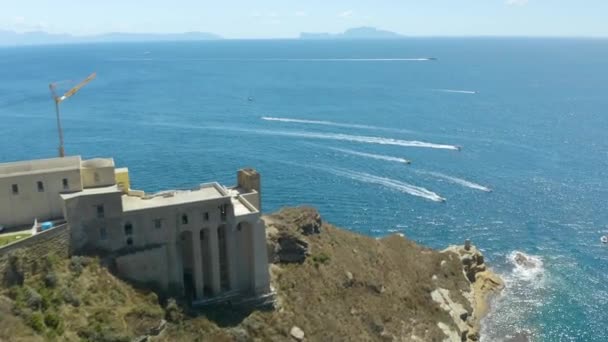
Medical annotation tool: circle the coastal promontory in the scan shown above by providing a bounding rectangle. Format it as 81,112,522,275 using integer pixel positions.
0,207,502,341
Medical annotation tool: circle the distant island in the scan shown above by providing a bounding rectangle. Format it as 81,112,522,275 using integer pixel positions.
300,26,403,40
0,30,222,46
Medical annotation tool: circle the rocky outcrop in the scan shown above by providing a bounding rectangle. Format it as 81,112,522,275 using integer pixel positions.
265,207,321,264
441,242,505,341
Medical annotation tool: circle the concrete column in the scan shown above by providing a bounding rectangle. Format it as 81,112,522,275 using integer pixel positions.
251,219,271,295
208,226,222,295
191,230,205,300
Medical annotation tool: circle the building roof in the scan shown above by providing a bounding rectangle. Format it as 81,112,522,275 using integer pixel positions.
81,158,115,169
60,185,122,200
121,183,230,212
0,156,82,179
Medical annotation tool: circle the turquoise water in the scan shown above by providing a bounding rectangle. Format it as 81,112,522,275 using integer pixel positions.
1,39,607,341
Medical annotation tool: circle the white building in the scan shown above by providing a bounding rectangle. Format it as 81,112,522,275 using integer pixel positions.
0,156,125,228
0,156,271,303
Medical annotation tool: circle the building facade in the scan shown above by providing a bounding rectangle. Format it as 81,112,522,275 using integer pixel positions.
0,156,271,303
61,168,270,302
0,156,123,228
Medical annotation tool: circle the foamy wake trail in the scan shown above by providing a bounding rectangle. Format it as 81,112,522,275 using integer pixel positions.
261,116,421,135
253,125,460,151
420,171,492,192
329,147,411,164
323,167,445,202
433,89,477,95
262,116,388,131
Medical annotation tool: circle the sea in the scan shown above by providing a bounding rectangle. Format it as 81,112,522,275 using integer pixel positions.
0,39,607,341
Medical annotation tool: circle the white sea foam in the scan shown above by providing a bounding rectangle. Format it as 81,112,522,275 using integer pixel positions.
433,89,478,94
243,127,461,150
323,167,446,202
328,147,411,164
419,171,492,192
507,251,545,285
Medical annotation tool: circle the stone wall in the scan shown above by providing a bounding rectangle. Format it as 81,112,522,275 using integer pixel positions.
0,224,70,282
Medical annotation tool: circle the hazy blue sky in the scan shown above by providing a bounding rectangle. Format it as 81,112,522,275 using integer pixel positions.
1,0,607,38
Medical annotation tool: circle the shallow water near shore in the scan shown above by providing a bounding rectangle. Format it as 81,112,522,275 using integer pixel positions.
1,39,608,341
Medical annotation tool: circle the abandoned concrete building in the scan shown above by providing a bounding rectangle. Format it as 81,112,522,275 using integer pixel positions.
0,156,271,304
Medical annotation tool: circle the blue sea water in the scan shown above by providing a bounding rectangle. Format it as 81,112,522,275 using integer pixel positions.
1,39,607,341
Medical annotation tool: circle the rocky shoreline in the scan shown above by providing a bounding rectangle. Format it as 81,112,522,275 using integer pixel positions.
440,244,505,341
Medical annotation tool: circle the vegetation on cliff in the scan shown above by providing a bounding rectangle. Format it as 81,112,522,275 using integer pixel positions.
0,207,502,341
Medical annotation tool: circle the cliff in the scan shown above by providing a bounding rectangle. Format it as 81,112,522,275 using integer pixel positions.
0,207,502,341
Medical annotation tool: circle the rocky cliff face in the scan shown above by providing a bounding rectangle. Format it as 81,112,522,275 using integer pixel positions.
258,207,503,342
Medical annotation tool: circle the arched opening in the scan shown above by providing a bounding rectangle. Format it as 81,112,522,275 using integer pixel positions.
179,231,194,300
218,224,230,291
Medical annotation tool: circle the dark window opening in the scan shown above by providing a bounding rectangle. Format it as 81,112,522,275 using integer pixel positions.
100,227,107,240
11,184,19,195
124,222,133,235
203,212,209,221
96,205,105,218
181,214,189,225
126,237,133,246
62,178,69,190
37,181,44,192
154,219,162,229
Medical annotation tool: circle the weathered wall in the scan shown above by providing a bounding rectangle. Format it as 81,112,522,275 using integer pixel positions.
115,245,171,292
0,224,70,283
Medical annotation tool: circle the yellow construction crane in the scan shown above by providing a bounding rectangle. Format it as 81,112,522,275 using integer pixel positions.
49,72,96,157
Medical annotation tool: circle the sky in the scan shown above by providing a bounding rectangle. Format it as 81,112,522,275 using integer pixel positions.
1,0,607,39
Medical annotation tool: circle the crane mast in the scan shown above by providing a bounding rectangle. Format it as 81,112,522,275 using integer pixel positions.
49,72,96,157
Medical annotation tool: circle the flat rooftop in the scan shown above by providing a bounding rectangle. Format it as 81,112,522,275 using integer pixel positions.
122,183,229,212
0,156,81,178
60,185,122,200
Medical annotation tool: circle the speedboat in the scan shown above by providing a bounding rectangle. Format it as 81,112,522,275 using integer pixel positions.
601,235,608,244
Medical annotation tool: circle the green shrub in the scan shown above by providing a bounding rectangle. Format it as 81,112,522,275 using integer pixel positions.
312,253,331,265
27,311,46,333
44,311,64,335
44,272,58,288
61,287,80,307
24,286,43,310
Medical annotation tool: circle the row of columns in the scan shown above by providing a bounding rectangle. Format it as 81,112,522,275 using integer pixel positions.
190,224,239,300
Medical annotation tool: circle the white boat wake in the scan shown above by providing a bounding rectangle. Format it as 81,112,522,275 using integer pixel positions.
419,171,492,192
328,147,411,164
261,116,384,131
433,89,478,95
322,167,445,202
235,127,461,151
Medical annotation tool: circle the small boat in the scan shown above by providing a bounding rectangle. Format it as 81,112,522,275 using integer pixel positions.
247,97,254,102
601,235,608,244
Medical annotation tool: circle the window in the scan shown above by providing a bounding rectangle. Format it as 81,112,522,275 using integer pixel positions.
203,212,209,221
96,205,105,218
181,214,189,225
154,219,162,229
100,227,107,240
124,222,133,235
126,237,133,246
62,178,69,190
37,181,44,192
11,184,18,195
94,172,100,183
